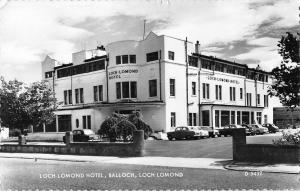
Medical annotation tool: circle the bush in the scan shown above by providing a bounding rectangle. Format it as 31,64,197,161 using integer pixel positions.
115,120,137,142
273,129,300,145
98,111,153,141
98,116,118,137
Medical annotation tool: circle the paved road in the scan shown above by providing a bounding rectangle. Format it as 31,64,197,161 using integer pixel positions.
145,133,282,159
0,157,299,190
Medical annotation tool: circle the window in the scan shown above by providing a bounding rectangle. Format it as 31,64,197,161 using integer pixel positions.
188,56,198,67
75,88,84,104
82,115,91,129
168,51,174,60
231,111,235,124
201,59,212,70
264,95,269,107
122,55,129,64
122,82,130,98
237,111,241,125
93,85,103,102
63,90,72,105
215,110,220,127
240,88,243,99
170,79,175,96
202,83,210,99
246,93,252,106
116,81,137,99
149,79,157,97
257,94,260,105
251,111,255,124
146,51,159,62
116,82,121,99
130,81,137,98
116,56,121,65
215,85,222,100
230,87,236,101
188,113,197,126
45,71,53,78
171,112,176,127
192,82,196,96
129,55,136,64
257,112,262,124
227,65,235,74
215,63,224,72
202,110,210,126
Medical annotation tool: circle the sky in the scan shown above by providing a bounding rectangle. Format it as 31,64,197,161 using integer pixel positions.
0,0,299,84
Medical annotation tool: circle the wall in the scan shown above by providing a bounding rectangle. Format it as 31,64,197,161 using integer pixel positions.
232,128,300,163
0,131,145,157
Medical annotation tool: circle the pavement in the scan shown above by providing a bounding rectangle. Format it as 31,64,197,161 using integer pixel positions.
0,152,299,174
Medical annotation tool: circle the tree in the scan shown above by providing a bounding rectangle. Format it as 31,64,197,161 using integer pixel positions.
0,77,28,130
0,77,56,131
21,81,57,130
268,32,300,126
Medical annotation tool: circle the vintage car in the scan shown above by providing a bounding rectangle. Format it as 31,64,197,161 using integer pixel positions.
217,124,243,137
63,129,100,143
250,124,269,135
197,126,219,138
167,126,209,140
262,123,279,133
241,124,256,136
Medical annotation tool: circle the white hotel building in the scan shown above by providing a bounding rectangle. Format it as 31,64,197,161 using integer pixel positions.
41,32,273,133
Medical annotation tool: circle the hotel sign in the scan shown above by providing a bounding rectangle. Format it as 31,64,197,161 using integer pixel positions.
108,69,138,80
207,76,240,84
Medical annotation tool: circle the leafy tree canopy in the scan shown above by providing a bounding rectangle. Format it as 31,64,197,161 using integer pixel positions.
268,32,300,109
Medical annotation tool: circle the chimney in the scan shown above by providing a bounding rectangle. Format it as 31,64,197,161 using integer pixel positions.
195,41,200,54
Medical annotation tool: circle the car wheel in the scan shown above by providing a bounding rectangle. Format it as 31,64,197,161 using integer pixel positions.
186,136,192,140
167,136,173,141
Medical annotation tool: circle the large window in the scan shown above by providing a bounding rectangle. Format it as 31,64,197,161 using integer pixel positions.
188,113,197,126
202,110,210,126
202,83,210,99
251,111,255,124
221,110,230,127
246,93,252,106
116,56,121,65
201,59,212,70
237,111,241,125
130,55,136,63
168,51,175,60
93,85,103,102
122,55,129,64
229,87,236,101
149,79,157,97
116,81,137,99
215,62,224,72
215,85,222,100
264,95,269,107
146,51,159,62
75,88,84,104
257,112,262,124
192,82,196,96
63,90,72,105
170,79,175,96
171,112,176,127
230,111,235,124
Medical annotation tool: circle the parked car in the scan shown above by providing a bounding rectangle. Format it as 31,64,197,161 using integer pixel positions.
198,126,219,138
249,124,268,135
63,129,100,143
217,124,243,137
167,126,208,140
262,123,279,133
241,124,256,136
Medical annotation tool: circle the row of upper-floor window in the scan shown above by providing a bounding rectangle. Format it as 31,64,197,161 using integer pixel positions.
188,56,269,82
56,59,106,79
201,83,269,107
63,85,104,105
